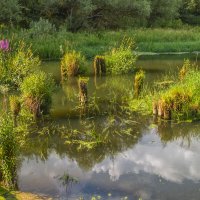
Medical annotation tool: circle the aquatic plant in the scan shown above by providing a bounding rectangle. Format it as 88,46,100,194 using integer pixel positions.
154,61,200,120
20,71,55,118
179,59,191,81
134,70,145,98
105,37,137,75
61,50,87,80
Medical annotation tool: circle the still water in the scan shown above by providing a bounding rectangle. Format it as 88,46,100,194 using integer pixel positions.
18,55,200,200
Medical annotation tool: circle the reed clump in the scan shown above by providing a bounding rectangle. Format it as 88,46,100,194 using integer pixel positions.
130,60,200,121
153,60,200,120
105,37,137,75
20,71,55,118
179,59,191,81
61,51,86,80
134,70,145,98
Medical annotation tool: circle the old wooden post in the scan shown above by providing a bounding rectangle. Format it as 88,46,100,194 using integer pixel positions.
79,79,88,105
94,56,106,76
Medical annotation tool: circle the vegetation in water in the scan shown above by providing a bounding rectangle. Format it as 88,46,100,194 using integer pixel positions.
129,59,200,121
134,70,145,98
2,1,200,197
105,37,137,75
156,62,200,120
61,50,87,79
20,71,55,118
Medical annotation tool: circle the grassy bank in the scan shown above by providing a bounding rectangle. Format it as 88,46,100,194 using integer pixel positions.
129,60,200,121
0,186,52,200
8,28,200,60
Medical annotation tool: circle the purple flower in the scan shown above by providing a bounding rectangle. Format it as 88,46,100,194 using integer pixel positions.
0,39,9,51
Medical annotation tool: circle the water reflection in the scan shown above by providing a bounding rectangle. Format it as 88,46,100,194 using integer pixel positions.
18,119,200,200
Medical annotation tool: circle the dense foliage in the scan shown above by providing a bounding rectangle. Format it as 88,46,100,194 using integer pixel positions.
20,71,55,116
1,0,200,30
0,41,40,87
105,37,137,74
0,115,19,189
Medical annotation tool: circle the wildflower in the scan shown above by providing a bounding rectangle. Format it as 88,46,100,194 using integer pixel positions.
0,39,9,51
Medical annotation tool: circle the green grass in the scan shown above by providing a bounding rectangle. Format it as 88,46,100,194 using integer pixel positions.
129,60,200,121
0,186,52,200
6,27,200,60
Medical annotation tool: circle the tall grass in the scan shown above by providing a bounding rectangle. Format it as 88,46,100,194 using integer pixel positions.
129,60,200,120
8,27,200,60
0,115,19,189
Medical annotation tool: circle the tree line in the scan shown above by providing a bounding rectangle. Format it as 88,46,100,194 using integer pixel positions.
1,0,200,31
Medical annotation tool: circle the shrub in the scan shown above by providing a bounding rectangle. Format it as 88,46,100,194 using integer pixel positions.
105,37,137,75
20,71,55,117
61,50,87,79
28,18,56,37
0,41,40,87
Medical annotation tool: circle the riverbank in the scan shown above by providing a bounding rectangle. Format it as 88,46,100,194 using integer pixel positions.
6,27,200,60
0,186,52,200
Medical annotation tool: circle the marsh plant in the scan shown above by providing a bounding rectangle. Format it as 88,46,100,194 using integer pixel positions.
20,71,55,118
105,37,137,74
0,40,40,87
0,115,19,189
153,61,200,120
179,59,189,81
61,50,87,80
134,70,145,98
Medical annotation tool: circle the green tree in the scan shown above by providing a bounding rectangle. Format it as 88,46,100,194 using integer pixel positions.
0,0,21,26
148,0,182,27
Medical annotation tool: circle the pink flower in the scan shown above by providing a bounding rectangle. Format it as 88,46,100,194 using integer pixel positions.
0,39,9,51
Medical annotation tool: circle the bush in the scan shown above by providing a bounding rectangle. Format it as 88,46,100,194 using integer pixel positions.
28,18,56,37
20,71,55,117
0,41,40,87
105,37,137,75
61,50,87,79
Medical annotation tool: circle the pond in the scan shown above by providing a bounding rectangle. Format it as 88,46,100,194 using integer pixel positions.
17,54,200,200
